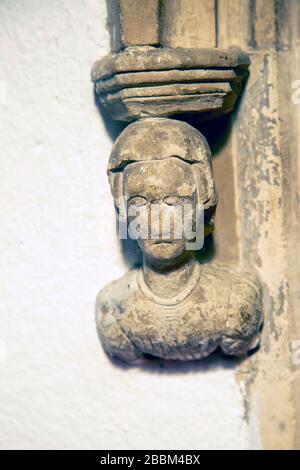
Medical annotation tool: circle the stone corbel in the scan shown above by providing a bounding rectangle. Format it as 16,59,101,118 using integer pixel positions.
92,0,263,363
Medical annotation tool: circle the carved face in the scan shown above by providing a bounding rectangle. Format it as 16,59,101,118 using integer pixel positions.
123,157,198,262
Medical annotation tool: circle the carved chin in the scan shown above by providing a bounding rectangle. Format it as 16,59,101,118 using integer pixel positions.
139,240,186,261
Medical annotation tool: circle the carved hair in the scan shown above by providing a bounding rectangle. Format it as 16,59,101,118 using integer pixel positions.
107,118,218,234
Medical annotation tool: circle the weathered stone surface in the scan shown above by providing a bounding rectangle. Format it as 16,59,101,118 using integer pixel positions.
96,264,262,362
214,0,300,449
92,46,249,121
96,119,263,362
161,0,217,48
107,0,160,52
95,70,238,93
92,46,249,80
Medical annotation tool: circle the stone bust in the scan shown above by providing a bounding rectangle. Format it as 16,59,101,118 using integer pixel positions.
96,118,263,362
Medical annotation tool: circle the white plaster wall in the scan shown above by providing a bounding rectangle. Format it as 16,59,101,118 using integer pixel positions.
0,0,253,450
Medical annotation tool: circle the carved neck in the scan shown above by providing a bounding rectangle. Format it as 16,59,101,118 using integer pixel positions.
141,253,199,304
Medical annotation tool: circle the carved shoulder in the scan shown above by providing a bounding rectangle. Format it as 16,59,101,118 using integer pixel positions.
95,270,140,362
221,268,263,355
230,268,262,328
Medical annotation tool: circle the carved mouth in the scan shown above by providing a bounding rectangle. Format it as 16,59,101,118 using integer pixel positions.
153,240,174,245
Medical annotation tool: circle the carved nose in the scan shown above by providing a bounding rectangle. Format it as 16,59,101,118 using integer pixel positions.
149,203,178,240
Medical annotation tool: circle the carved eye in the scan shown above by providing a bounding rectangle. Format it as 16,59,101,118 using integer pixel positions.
128,196,147,206
163,195,181,206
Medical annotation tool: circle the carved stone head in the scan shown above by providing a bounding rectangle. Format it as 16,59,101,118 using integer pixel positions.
108,118,218,262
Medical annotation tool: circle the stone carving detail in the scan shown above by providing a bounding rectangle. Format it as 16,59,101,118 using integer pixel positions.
95,119,263,362
93,1,263,364
92,46,250,122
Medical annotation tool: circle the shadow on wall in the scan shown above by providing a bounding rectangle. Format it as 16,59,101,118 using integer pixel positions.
106,348,257,374
94,91,142,268
94,89,128,140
